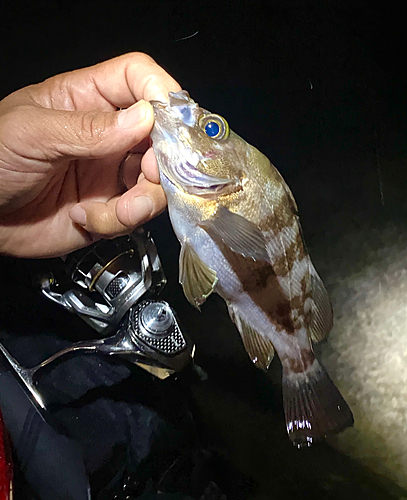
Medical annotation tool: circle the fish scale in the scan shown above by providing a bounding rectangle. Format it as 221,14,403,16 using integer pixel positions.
151,90,354,446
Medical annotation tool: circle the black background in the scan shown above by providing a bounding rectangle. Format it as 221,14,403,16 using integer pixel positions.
1,1,407,498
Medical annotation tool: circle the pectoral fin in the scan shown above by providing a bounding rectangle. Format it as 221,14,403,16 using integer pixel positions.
229,304,274,371
308,265,333,343
200,205,270,263
179,242,218,309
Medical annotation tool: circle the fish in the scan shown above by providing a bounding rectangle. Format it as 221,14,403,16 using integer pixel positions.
150,90,353,446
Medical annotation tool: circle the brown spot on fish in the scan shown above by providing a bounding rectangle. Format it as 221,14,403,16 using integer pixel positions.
284,348,315,374
266,223,308,280
301,275,308,296
204,226,296,334
289,293,307,318
259,211,295,233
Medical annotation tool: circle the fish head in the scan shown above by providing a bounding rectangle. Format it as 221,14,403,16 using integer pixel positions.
151,90,247,199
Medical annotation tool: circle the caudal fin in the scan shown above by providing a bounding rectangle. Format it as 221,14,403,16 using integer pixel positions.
282,359,354,446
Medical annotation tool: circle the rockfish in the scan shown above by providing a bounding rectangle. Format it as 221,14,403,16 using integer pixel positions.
150,90,353,445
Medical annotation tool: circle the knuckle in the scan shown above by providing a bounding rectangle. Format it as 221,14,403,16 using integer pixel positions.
126,52,157,66
0,105,41,153
145,73,160,88
75,111,110,148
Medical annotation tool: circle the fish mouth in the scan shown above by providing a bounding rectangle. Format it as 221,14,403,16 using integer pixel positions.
150,90,193,112
150,103,168,122
167,90,193,106
151,90,239,198
150,99,166,110
161,169,240,199
189,182,242,199
151,90,199,129
156,148,240,199
150,104,178,134
150,101,171,128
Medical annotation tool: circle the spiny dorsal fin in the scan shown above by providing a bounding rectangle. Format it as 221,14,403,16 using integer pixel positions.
308,264,333,343
229,304,274,371
179,242,218,309
282,179,298,214
200,205,270,263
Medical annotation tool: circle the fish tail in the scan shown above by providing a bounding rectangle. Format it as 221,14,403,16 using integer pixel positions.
281,356,353,447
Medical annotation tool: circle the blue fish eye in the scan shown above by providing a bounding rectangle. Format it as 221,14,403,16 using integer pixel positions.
205,121,220,137
198,113,230,140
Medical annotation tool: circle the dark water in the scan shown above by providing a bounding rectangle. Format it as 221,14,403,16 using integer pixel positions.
1,1,407,498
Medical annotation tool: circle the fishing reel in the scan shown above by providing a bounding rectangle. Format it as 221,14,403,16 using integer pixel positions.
0,229,195,412
38,229,194,379
0,231,196,500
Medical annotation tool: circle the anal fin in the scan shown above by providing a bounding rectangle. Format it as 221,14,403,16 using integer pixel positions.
179,242,218,309
229,305,274,371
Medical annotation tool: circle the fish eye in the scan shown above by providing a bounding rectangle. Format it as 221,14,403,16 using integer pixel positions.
198,114,229,140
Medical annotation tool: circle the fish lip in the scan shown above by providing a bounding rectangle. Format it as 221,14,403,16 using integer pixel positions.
150,100,168,118
161,170,239,199
151,91,199,125
150,99,167,110
168,90,192,105
150,90,191,110
151,104,171,125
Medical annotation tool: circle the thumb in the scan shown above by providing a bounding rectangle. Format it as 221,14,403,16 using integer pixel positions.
2,100,154,162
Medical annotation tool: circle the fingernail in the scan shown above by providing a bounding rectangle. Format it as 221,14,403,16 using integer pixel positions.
118,100,147,129
70,205,87,226
127,196,154,225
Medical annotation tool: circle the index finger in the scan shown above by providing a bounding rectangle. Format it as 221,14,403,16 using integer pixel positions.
68,52,182,109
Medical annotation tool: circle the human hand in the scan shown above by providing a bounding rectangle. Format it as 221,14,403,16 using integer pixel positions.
0,53,181,258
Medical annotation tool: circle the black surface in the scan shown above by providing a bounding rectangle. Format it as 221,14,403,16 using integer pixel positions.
1,1,407,499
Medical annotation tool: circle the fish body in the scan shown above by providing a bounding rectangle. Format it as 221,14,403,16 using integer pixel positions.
151,91,353,445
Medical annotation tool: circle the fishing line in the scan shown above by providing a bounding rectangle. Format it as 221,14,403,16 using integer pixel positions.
174,31,199,42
